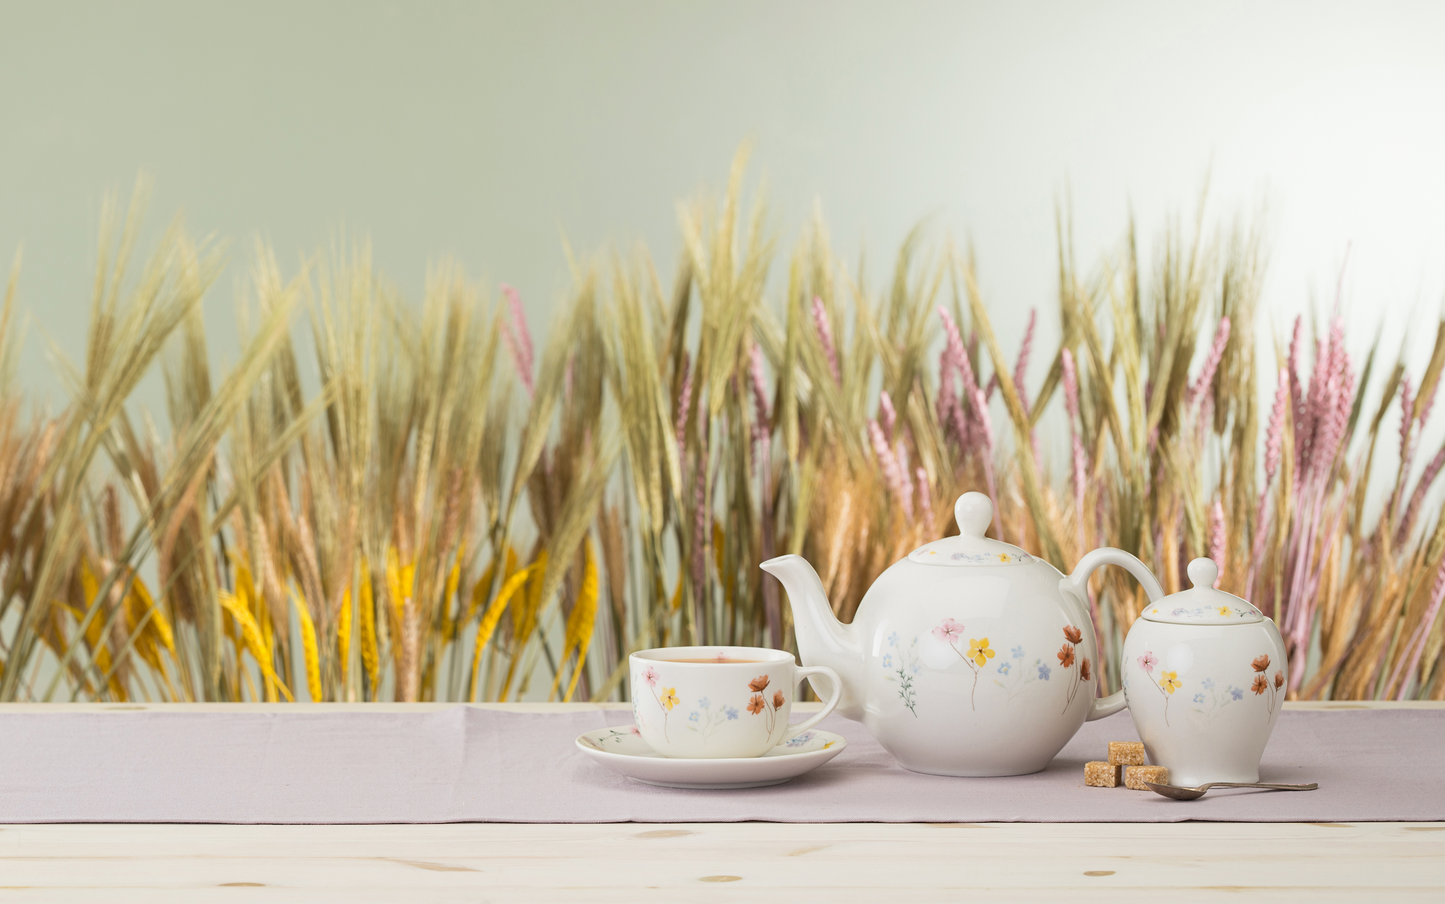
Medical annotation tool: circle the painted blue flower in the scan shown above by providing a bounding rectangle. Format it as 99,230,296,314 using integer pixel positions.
1230,686,1244,701
1201,678,1215,689
911,665,921,675
1037,663,1052,681
882,654,893,669
698,696,710,709
1193,693,1205,703
998,661,1011,675
688,711,700,722
725,706,739,720
888,631,899,647
1011,645,1025,659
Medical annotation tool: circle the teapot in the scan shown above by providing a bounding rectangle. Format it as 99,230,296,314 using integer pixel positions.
1119,557,1287,786
761,491,1164,776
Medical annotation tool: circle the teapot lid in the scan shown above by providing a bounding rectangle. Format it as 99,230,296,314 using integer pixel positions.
907,492,1035,567
1140,558,1263,625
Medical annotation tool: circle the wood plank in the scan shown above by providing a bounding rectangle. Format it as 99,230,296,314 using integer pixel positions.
1,822,1441,902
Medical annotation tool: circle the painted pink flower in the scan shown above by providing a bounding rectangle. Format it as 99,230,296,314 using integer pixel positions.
933,618,965,642
1137,652,1157,673
642,666,658,687
629,725,641,736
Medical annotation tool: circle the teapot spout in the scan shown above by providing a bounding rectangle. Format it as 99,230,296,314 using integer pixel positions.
760,554,863,720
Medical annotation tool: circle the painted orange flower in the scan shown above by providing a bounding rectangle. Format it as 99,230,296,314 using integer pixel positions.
1252,674,1268,695
1080,658,1092,682
1063,625,1083,644
1252,655,1270,673
747,694,766,715
1274,671,1285,690
1057,643,1075,668
772,691,785,709
749,675,771,692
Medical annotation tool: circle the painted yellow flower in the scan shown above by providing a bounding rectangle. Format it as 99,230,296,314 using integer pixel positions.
1159,671,1181,694
967,637,995,667
1217,606,1231,616
997,553,1010,563
660,687,679,711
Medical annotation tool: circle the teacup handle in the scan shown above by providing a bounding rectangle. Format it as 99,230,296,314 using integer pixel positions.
783,666,843,741
1066,547,1166,721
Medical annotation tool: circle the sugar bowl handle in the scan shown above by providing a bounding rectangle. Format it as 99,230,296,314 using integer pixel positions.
1066,548,1166,721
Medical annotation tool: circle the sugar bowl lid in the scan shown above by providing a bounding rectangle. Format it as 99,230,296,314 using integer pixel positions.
1141,558,1263,625
907,492,1034,567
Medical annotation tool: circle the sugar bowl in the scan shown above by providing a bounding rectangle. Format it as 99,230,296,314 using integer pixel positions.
1119,558,1288,787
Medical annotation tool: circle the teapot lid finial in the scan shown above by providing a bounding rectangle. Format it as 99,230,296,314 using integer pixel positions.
908,491,1033,567
1186,557,1219,589
955,492,993,538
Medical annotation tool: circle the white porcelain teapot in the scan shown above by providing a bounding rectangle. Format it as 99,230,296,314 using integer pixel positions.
761,491,1165,776
1120,557,1288,786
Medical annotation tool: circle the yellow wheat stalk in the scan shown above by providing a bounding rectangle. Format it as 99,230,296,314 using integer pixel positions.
468,561,539,701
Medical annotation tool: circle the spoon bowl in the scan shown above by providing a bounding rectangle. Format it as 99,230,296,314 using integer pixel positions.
1143,780,1318,801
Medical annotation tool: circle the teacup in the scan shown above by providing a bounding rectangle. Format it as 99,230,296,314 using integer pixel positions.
629,646,842,758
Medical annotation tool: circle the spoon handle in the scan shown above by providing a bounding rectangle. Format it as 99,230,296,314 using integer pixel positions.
1208,782,1318,791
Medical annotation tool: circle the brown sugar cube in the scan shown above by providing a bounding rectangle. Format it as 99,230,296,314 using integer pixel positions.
1124,764,1170,791
1085,761,1121,787
1108,741,1145,766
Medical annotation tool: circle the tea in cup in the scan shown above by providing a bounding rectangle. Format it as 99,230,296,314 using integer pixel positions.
629,646,842,758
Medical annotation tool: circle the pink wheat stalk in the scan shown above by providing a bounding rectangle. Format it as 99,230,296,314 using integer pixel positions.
1396,443,1445,548
1187,317,1231,408
1247,368,1290,598
1399,374,1415,462
1208,501,1226,586
747,341,771,462
1385,558,1445,700
811,296,841,385
878,390,898,444
1012,308,1036,416
1285,333,1353,689
1420,379,1438,430
938,306,996,502
500,284,535,397
1286,315,1305,421
936,351,968,449
869,419,913,522
675,352,693,453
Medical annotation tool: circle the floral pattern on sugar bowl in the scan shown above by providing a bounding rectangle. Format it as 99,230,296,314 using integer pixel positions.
1119,557,1290,787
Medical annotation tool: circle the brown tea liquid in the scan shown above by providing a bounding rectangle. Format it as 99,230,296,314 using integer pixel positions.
665,657,762,663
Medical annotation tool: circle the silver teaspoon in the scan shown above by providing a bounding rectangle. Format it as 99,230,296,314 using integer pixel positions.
1143,780,1318,800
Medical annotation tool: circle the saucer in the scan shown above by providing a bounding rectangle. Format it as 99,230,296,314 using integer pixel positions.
575,726,847,789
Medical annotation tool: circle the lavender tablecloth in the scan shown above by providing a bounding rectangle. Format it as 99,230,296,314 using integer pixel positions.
0,707,1438,823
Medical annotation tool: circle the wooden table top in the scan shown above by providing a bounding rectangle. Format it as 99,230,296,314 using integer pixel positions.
1,701,1440,902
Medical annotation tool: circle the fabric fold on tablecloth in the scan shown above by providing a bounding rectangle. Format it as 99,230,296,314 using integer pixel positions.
0,707,1439,823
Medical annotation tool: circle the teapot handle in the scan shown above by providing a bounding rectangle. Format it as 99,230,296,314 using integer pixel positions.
1067,548,1166,721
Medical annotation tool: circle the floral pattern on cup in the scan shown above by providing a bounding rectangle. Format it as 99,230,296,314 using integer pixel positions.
746,674,785,736
935,618,994,709
640,665,676,740
1058,624,1092,714
686,696,740,742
